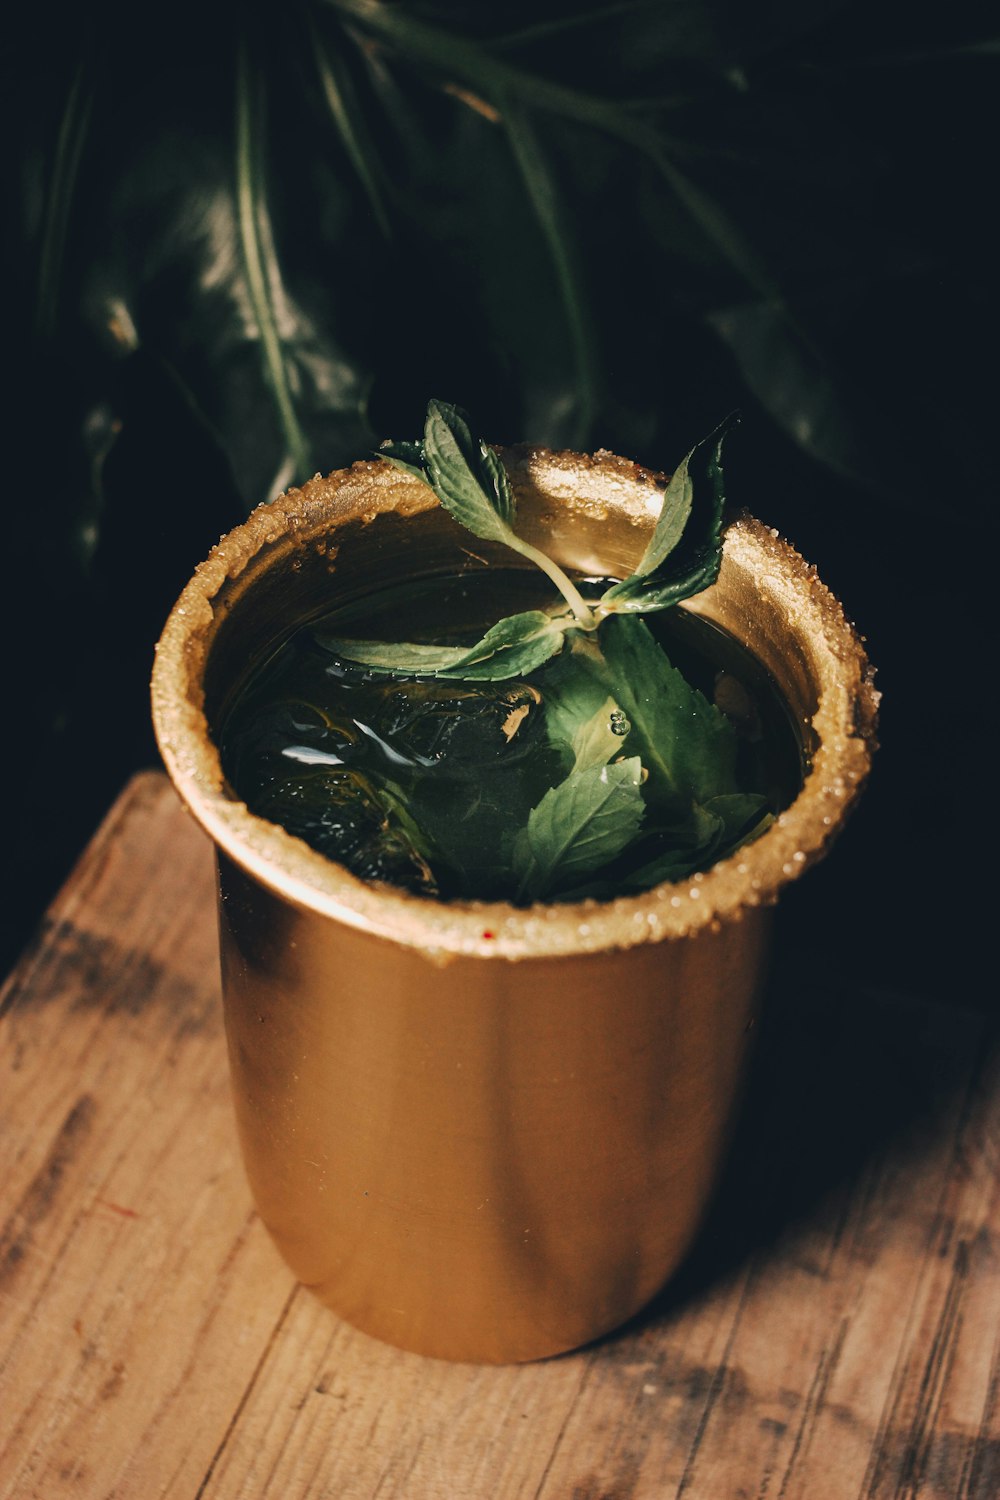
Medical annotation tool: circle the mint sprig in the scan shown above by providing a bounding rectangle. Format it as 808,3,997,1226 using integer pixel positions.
362,398,738,678
315,400,771,901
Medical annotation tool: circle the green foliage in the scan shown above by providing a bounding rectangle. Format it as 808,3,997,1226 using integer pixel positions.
16,1,997,523
317,400,770,899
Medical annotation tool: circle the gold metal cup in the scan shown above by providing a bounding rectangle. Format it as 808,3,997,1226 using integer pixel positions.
151,448,877,1362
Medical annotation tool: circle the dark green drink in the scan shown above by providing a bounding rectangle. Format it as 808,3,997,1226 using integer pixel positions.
218,568,803,903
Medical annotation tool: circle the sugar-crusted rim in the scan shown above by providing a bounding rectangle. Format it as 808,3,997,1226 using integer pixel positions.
151,450,878,960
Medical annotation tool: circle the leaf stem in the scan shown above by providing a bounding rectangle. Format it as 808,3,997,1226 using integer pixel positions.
507,536,596,628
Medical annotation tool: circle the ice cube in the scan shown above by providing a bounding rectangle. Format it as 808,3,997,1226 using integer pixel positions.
250,767,438,896
373,682,547,772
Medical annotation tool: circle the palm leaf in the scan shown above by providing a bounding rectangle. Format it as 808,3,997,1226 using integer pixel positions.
330,0,794,324
235,33,313,490
34,51,94,341
306,9,393,241
649,147,788,319
492,3,655,52
501,99,598,444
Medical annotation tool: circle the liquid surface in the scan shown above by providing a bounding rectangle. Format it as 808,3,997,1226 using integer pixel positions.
219,571,804,902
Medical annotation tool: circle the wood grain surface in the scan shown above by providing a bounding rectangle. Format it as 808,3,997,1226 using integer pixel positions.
0,772,997,1499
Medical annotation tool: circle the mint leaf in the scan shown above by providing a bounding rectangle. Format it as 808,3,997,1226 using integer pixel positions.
567,697,626,771
601,414,736,613
598,614,738,807
629,450,694,578
539,637,627,767
480,442,517,523
515,756,645,900
378,400,597,626
318,609,570,681
422,399,518,543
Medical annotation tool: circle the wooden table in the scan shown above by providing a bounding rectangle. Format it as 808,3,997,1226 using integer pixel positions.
1,773,997,1499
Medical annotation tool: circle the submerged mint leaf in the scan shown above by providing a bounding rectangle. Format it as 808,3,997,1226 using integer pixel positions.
620,848,712,889
621,793,773,889
318,608,570,680
703,793,774,849
515,755,645,900
621,849,717,891
601,414,736,613
619,801,727,889
373,777,440,866
423,398,518,543
598,613,737,808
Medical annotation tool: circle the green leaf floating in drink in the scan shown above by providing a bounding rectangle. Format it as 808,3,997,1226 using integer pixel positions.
220,401,799,903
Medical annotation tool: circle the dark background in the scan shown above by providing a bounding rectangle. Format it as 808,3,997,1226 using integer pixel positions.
3,1,996,1002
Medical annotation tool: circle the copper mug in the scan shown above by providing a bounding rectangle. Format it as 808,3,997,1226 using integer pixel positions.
151,447,876,1362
